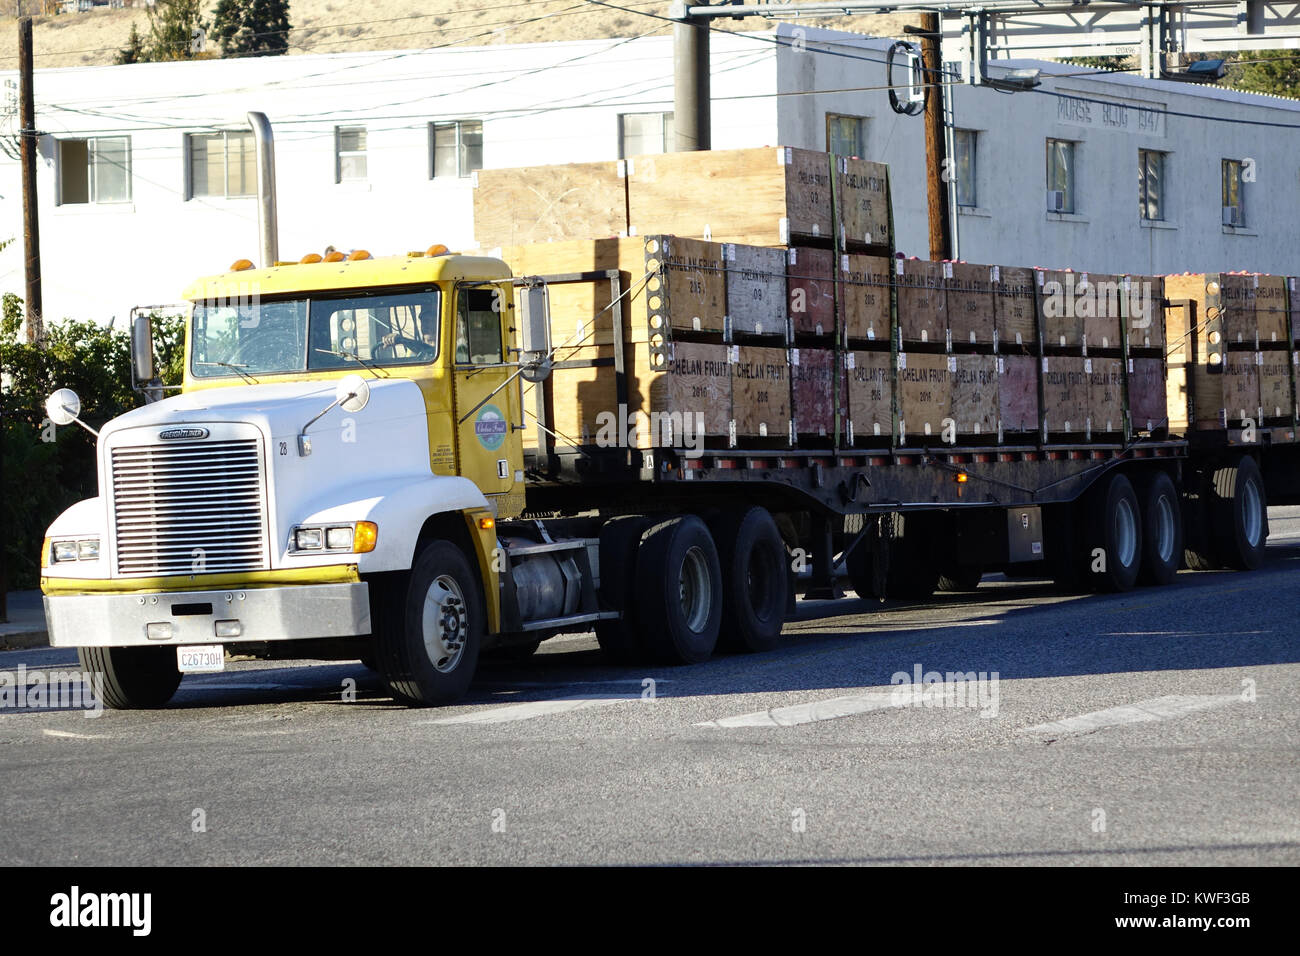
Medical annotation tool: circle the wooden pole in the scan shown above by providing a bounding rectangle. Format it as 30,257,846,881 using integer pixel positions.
19,17,42,343
919,13,952,261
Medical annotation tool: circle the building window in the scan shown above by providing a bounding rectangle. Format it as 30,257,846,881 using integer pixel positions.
826,113,867,158
1046,138,1075,213
188,131,255,199
1139,149,1165,221
58,136,131,204
431,120,483,179
336,127,368,183
1222,159,1245,226
953,129,976,207
619,112,674,158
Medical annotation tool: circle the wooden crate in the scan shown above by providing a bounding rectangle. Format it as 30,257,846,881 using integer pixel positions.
1124,275,1164,350
787,247,836,337
1088,357,1125,434
947,263,995,347
1290,277,1300,345
998,354,1039,434
626,147,833,246
501,236,727,347
731,345,792,441
524,340,731,449
994,266,1037,349
474,161,627,248
1223,274,1258,346
898,351,953,439
847,350,892,440
1082,273,1123,351
1041,356,1089,436
1189,352,1260,428
1038,270,1084,348
1129,357,1167,434
1255,275,1289,345
896,259,946,345
790,348,847,438
1259,350,1295,420
835,156,891,247
840,254,890,342
725,244,787,337
951,354,999,439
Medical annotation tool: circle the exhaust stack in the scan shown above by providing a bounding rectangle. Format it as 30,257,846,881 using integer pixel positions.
247,111,279,268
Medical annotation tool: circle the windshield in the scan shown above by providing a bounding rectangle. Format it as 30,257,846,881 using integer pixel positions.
190,288,441,378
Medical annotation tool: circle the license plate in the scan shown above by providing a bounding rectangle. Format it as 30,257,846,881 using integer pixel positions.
177,644,225,673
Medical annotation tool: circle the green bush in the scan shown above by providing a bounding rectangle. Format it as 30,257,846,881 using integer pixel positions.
1,294,185,590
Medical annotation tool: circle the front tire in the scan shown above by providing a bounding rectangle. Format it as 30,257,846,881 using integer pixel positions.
375,541,483,706
77,645,181,709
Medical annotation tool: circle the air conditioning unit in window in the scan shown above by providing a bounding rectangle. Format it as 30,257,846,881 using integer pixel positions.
1222,206,1242,226
1046,190,1066,213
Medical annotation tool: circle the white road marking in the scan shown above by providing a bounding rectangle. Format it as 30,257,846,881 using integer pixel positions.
1019,694,1243,736
42,729,110,740
697,690,906,728
425,694,640,725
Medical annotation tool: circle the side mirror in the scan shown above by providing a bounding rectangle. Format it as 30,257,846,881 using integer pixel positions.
336,373,370,413
132,313,155,384
518,283,552,382
45,388,81,426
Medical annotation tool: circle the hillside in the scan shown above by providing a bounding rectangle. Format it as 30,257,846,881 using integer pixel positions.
0,1,917,71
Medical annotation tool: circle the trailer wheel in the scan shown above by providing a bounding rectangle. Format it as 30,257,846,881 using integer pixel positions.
887,513,940,600
375,541,483,706
937,563,983,592
710,507,789,653
1045,502,1086,592
1082,472,1143,592
77,646,181,709
1137,471,1183,586
594,516,654,663
1210,455,1267,570
1180,468,1219,571
637,515,722,664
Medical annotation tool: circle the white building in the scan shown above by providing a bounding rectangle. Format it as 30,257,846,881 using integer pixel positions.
1,24,1298,325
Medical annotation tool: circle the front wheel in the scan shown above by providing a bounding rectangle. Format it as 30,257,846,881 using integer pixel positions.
77,645,181,709
375,541,483,706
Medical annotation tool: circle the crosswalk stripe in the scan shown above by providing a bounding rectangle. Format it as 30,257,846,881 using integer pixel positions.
425,694,639,725
1018,694,1242,736
696,690,906,728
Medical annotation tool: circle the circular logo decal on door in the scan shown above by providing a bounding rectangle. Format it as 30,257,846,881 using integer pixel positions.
475,404,508,451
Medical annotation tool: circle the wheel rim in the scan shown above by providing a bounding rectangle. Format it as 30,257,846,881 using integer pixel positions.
421,574,468,673
1115,497,1138,569
679,545,712,633
1155,494,1176,563
1242,478,1263,548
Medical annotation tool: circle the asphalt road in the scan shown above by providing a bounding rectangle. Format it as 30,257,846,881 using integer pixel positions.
2,508,1298,866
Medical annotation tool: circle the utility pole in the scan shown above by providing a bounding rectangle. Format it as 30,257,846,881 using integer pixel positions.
918,13,952,261
671,2,710,151
19,17,42,343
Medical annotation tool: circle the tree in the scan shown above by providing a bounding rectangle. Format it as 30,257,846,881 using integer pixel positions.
1225,49,1300,99
144,0,208,62
210,0,292,58
115,22,146,66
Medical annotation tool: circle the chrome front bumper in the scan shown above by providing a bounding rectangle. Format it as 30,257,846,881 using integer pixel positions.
43,583,371,648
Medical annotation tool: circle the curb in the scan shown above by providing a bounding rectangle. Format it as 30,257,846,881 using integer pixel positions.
0,631,50,652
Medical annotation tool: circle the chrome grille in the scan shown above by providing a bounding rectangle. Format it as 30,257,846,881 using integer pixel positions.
111,439,266,575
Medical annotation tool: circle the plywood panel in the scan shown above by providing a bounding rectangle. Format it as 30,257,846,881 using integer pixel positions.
898,351,953,438
1041,356,1088,435
848,350,892,440
994,266,1037,349
1191,352,1259,428
790,348,846,438
1259,350,1295,420
951,354,998,438
1222,274,1257,346
896,259,946,345
998,354,1038,434
947,263,995,347
1081,273,1123,351
836,156,890,247
1088,357,1125,434
474,161,627,248
787,247,835,337
1038,270,1084,348
1255,275,1289,344
725,244,788,337
840,254,890,342
1124,275,1164,350
1128,357,1167,434
626,146,833,246
731,345,791,440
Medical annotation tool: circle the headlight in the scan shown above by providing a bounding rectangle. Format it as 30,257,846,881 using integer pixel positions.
52,540,79,563
77,539,100,561
325,526,353,550
293,528,324,550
